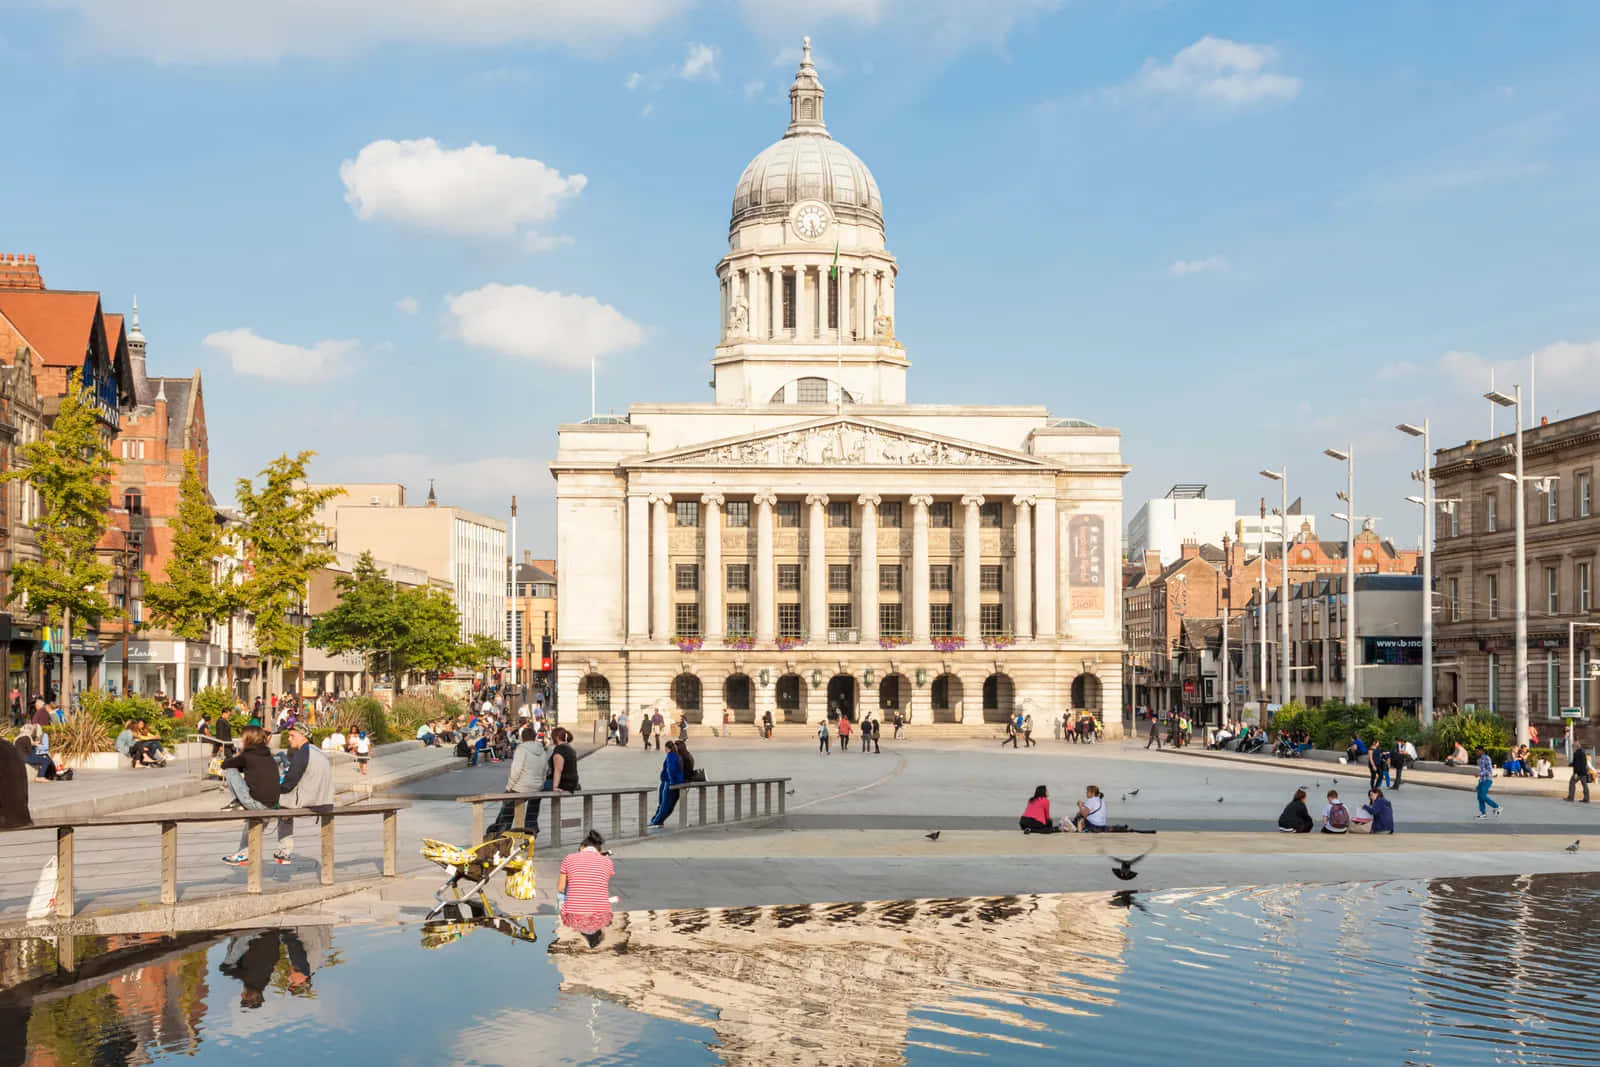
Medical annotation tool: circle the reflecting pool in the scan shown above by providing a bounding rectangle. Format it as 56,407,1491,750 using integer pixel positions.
5,872,1598,1065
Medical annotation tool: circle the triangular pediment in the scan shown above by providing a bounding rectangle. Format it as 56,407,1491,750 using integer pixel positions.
634,417,1053,469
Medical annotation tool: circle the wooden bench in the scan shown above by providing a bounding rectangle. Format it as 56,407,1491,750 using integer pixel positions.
0,802,407,918
459,777,789,846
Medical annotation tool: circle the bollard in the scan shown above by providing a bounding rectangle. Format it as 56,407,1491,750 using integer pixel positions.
551,797,563,847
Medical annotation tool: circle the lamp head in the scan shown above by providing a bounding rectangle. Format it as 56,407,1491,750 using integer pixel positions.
1259,469,1283,481
1405,495,1424,505
1498,472,1518,483
1396,423,1424,437
1324,448,1350,462
1332,512,1349,522
1484,389,1516,408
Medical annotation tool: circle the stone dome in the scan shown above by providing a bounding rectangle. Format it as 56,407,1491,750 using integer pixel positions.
730,38,884,233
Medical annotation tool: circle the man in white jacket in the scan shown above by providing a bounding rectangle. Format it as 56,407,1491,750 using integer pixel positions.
486,726,545,837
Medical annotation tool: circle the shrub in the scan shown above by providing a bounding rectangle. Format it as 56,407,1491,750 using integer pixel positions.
1366,712,1424,752
390,692,463,737
191,686,236,722
51,713,111,766
343,695,393,744
88,692,180,746
1423,710,1510,760
309,727,335,747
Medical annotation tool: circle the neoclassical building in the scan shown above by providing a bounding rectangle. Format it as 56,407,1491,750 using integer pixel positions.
551,40,1128,733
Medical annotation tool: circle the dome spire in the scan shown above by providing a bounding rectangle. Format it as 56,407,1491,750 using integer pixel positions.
785,35,828,138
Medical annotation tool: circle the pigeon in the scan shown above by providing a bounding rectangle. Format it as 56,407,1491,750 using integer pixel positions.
1565,839,1581,853
1127,788,1140,797
925,831,941,841
1111,851,1150,882
1120,794,1127,803
1217,797,1225,804
786,789,796,796
1109,890,1147,912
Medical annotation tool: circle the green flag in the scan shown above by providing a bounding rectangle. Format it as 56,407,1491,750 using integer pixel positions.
829,239,840,280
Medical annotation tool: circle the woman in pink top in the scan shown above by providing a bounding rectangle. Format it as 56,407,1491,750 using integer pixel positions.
558,830,616,936
1020,785,1060,834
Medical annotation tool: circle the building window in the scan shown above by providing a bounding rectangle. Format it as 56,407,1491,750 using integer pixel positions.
1485,493,1498,533
776,500,800,527
778,564,801,591
778,603,802,637
124,489,142,515
880,501,902,528
727,564,750,592
1580,563,1591,613
120,439,146,459
1487,653,1500,713
828,500,851,527
829,564,852,591
930,603,954,636
1448,504,1459,537
676,564,699,592
1449,577,1461,622
930,502,953,528
675,603,701,636
979,502,1002,528
726,603,750,635
1547,484,1560,523
1487,573,1499,619
1581,472,1593,518
797,377,829,404
1582,651,1592,712
879,602,903,635
827,272,838,330
930,565,952,591
726,500,750,528
675,500,699,527
980,603,1004,636
828,603,853,629
782,272,796,330
880,564,901,591
1547,565,1560,615
674,673,701,710
980,564,1002,592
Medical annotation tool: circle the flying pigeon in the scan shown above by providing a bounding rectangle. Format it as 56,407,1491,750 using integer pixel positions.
1127,788,1140,797
1565,839,1581,853
786,789,796,796
925,831,941,841
1121,794,1127,803
1111,851,1150,882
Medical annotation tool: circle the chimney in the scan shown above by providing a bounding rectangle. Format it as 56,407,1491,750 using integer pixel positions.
1179,538,1199,561
523,549,532,565
0,253,43,291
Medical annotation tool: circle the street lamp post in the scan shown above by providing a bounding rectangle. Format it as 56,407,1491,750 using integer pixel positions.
1568,621,1600,757
1220,533,1231,726
1485,386,1532,746
1398,420,1440,726
1259,468,1290,708
1325,447,1357,704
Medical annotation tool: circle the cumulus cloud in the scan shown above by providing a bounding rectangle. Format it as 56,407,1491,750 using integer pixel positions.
1168,255,1227,277
203,328,356,383
1134,36,1301,107
446,284,644,370
678,41,719,81
46,0,689,62
340,138,586,243
394,296,420,315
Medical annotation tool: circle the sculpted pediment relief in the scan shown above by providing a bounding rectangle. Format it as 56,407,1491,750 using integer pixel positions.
641,419,1046,469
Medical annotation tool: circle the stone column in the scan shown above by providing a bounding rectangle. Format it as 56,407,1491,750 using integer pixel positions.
627,493,649,640
1012,496,1033,640
806,494,829,638
1035,496,1058,639
838,265,851,342
858,494,880,642
768,268,779,339
962,495,984,640
910,495,932,642
754,492,777,642
702,493,724,641
797,266,812,342
650,494,672,640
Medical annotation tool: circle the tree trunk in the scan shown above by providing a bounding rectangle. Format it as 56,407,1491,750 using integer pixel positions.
61,606,72,709
226,616,235,698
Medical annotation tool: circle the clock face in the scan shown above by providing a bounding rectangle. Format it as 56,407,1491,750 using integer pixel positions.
793,204,829,240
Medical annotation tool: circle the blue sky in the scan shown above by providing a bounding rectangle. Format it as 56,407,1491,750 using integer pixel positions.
4,0,1599,555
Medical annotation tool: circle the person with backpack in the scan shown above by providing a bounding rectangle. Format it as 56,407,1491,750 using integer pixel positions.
1320,789,1351,834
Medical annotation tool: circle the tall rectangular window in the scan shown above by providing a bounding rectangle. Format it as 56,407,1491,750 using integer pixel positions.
930,603,954,636
1581,472,1593,517
726,564,749,592
828,564,852,591
1487,653,1500,713
1488,573,1499,619
1547,565,1560,614
1581,651,1592,712
725,500,749,527
980,564,1003,592
930,502,952,528
1449,577,1461,621
777,564,801,591
778,603,802,637
1449,503,1459,537
879,602,903,635
675,564,699,591
979,502,1002,528
1580,562,1591,613
1486,493,1498,532
828,603,853,629
828,500,851,527
675,603,700,636
879,564,902,591
980,603,1004,635
675,500,699,527
879,501,902,528
782,272,796,330
1547,484,1560,523
930,565,953,591
726,603,750,635
1547,658,1560,716
776,501,800,527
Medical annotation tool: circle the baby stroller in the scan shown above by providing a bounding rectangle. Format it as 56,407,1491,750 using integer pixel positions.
419,831,536,922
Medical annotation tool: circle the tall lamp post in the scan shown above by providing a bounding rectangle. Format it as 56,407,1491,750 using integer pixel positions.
1398,420,1451,727
1259,468,1290,708
1220,533,1232,726
1324,447,1358,704
1485,386,1536,746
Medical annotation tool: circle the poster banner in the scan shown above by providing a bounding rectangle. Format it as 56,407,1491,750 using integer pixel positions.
1068,513,1105,614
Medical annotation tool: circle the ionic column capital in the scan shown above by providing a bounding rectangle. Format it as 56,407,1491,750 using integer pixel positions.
961,494,986,509
753,491,778,507
1012,495,1036,509
908,494,934,509
857,493,882,508
700,492,725,508
648,493,672,507
805,493,830,508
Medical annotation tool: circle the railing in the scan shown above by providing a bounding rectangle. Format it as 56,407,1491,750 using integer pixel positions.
0,802,406,918
459,777,790,847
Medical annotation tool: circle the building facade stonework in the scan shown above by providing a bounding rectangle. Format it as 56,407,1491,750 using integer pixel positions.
550,41,1128,733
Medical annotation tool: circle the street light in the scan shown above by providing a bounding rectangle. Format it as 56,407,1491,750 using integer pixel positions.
1485,386,1531,744
1397,420,1436,727
1324,447,1358,703
1259,468,1290,710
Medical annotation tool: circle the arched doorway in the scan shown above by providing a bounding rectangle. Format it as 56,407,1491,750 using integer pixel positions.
982,673,1015,723
582,675,610,719
724,674,753,723
673,673,702,723
1071,672,1101,713
776,673,806,722
931,673,963,723
879,673,909,721
827,674,857,721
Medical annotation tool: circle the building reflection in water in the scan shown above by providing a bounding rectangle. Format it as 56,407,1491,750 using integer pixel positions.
547,893,1132,1066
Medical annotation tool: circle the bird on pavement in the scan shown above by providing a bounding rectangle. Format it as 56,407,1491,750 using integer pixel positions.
925,831,941,841
1566,839,1581,853
1111,851,1151,881
786,789,796,795
1121,794,1127,803
1217,797,1225,804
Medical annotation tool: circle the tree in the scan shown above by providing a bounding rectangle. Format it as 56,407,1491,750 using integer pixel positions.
308,554,463,688
1,374,114,701
456,632,509,672
234,452,338,697
141,452,228,696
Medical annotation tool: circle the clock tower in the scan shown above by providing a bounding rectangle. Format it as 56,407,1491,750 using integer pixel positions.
713,37,908,407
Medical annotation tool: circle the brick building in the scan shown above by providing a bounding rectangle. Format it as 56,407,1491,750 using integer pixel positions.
0,346,44,707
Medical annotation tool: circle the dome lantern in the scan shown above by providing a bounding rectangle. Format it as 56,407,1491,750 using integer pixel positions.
786,36,826,137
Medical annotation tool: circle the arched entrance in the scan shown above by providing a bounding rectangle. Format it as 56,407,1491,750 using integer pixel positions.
827,674,857,721
931,673,963,723
673,673,702,724
776,673,806,722
982,673,1015,724
1071,672,1101,713
724,674,753,723
878,673,909,720
581,675,610,719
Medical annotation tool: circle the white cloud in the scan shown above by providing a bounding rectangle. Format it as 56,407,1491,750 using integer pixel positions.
743,79,765,99
340,138,586,242
624,71,643,90
1134,36,1301,107
203,328,356,383
641,101,655,118
394,296,420,315
678,41,719,81
47,0,690,62
1436,339,1600,393
1168,255,1227,276
523,232,576,253
446,283,644,370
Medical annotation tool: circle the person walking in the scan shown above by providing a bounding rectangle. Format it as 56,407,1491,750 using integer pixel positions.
617,709,630,747
870,714,881,754
1022,712,1036,748
818,717,830,755
1568,741,1592,803
1474,746,1502,819
352,729,371,775
651,709,665,749
639,712,653,752
838,713,852,752
893,710,904,740
1367,743,1386,792
1146,715,1163,750
1389,737,1407,789
1002,716,1018,748
273,724,334,866
649,741,685,826
762,709,773,739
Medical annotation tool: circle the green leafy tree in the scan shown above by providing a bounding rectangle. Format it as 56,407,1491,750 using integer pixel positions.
455,631,509,671
309,554,464,687
1,374,114,698
142,451,226,638
234,452,339,694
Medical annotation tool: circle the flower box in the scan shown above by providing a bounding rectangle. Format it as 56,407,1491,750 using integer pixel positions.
775,636,806,651
673,636,704,652
878,634,912,649
931,636,966,653
982,634,1016,650
724,635,756,650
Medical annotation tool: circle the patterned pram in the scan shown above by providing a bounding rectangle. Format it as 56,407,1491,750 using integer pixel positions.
419,831,536,921
419,912,538,949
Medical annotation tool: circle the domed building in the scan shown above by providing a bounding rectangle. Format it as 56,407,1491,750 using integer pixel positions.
551,40,1128,735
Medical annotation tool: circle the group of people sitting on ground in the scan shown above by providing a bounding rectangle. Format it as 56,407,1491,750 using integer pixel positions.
1277,786,1394,835
1019,784,1111,834
113,719,168,768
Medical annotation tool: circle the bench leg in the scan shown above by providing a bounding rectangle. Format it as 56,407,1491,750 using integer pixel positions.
55,827,75,919
382,810,397,878
582,795,594,838
717,785,726,824
320,815,336,886
160,821,179,904
611,794,623,837
472,801,484,841
638,791,649,836
247,821,264,894
551,798,563,848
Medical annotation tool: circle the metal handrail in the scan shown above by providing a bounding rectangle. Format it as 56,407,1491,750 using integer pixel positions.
458,776,790,844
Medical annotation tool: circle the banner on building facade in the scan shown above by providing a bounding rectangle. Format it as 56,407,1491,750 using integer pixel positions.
1067,513,1105,615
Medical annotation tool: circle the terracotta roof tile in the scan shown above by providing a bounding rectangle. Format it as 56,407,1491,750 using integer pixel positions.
0,289,102,368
